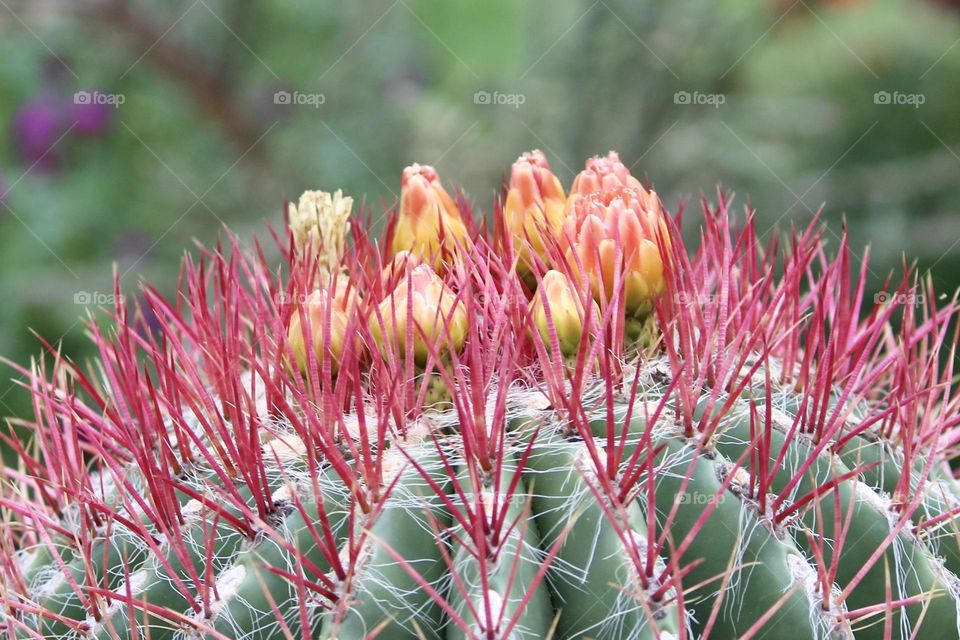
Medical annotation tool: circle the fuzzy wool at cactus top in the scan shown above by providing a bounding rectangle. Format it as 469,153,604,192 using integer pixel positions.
3,148,960,640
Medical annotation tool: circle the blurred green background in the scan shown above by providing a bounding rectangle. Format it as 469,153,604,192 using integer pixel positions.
2,0,960,420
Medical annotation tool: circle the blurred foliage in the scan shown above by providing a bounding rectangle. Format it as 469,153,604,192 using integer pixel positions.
1,0,959,420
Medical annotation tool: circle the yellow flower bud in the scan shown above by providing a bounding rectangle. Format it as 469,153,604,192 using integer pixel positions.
287,289,349,374
565,187,669,316
370,264,468,365
530,270,597,358
391,164,469,270
503,150,566,280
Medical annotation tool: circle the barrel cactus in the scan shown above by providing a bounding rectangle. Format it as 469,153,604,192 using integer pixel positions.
2,150,959,640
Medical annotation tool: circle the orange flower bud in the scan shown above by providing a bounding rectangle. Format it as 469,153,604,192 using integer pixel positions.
503,150,566,279
530,270,597,357
288,289,349,374
569,151,643,199
370,264,468,365
391,164,469,269
565,187,668,316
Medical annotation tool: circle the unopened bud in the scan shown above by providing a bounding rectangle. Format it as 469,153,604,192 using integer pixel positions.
329,278,360,313
565,187,668,316
370,264,468,365
381,250,422,286
530,270,596,357
287,289,349,374
568,151,643,199
503,150,566,280
391,164,469,269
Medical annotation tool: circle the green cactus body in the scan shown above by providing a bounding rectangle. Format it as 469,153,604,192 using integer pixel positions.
713,415,959,639
524,436,679,640
320,446,451,640
446,455,555,640
33,530,150,638
19,540,74,589
207,466,354,639
89,491,254,640
652,434,833,639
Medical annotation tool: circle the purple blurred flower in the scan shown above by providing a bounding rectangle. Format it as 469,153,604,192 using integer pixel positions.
11,97,68,172
71,99,113,136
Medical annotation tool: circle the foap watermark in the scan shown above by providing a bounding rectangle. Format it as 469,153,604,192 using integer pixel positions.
674,491,725,506
74,291,125,306
274,90,326,108
874,291,925,306
73,90,125,109
276,291,316,308
674,292,718,306
873,91,925,108
473,90,525,109
673,90,725,108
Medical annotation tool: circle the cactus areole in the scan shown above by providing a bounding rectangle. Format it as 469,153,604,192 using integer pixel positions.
3,150,960,640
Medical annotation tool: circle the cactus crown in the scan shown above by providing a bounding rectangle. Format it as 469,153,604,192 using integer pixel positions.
2,151,959,640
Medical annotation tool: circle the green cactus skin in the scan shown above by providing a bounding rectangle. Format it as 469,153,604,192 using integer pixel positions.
22,474,223,638
320,447,451,640
15,376,960,640
714,416,959,640
203,503,334,640
524,437,680,640
834,434,960,579
446,457,555,640
19,541,73,588
652,435,831,640
91,521,245,640
206,465,353,640
34,530,150,638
